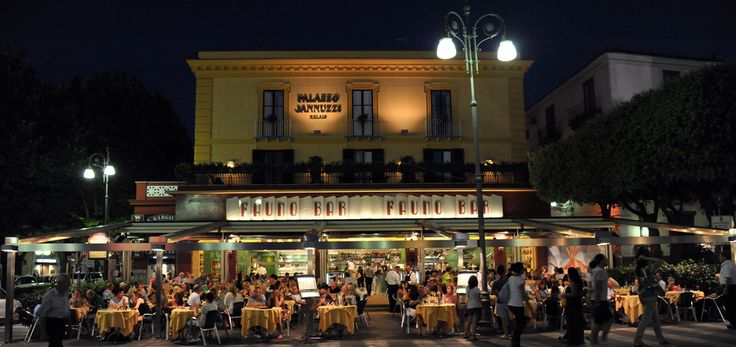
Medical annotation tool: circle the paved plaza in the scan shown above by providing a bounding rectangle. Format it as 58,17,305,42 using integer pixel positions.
3,305,735,347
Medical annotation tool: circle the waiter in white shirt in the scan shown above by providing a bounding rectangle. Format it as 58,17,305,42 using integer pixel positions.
718,252,736,329
38,273,71,347
403,266,418,285
385,266,401,313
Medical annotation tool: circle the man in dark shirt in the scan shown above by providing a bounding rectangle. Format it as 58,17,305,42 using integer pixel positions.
491,265,507,295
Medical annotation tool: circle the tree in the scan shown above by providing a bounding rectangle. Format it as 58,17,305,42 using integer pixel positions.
530,62,736,228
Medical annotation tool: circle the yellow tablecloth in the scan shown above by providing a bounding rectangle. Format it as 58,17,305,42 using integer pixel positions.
664,291,705,304
615,288,631,296
416,304,457,334
616,295,643,323
284,300,296,318
169,308,194,339
71,307,89,321
95,309,139,337
318,305,358,334
241,307,281,335
525,300,537,318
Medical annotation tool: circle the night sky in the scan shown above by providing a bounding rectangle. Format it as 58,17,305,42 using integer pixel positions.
3,0,734,136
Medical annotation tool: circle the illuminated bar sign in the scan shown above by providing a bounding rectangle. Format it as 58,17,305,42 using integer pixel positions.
294,93,342,119
226,194,503,221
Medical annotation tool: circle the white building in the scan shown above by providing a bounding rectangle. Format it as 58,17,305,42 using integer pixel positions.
526,50,713,151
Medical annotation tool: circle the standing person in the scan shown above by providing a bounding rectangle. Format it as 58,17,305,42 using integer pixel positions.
589,254,613,345
403,265,418,285
564,268,585,345
38,274,71,347
385,265,401,313
718,252,736,329
363,264,375,296
507,262,527,347
374,265,384,295
357,266,365,288
633,247,669,346
491,265,510,340
463,275,481,340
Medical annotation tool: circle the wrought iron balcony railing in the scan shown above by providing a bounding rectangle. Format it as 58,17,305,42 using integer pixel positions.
426,118,462,139
254,119,292,140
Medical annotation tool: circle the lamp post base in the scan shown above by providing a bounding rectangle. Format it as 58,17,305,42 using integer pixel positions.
477,291,497,334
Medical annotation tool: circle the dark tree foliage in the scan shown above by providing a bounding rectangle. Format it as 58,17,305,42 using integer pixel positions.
530,62,736,225
0,51,192,237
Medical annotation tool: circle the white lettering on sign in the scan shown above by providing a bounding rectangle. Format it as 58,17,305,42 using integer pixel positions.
225,194,503,221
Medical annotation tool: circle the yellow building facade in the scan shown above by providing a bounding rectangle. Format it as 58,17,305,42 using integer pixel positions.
187,51,532,165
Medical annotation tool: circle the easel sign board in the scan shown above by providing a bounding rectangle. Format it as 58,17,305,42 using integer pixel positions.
297,275,320,298
456,271,477,295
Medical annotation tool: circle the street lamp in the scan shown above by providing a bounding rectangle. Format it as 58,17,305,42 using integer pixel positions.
83,147,116,224
437,3,517,326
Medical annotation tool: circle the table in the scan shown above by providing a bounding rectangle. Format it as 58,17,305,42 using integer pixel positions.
95,309,139,337
317,305,358,335
664,291,705,304
416,304,457,335
241,307,281,336
614,288,631,296
616,295,643,323
169,308,194,339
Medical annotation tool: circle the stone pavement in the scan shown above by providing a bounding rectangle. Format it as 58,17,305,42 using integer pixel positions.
3,298,735,347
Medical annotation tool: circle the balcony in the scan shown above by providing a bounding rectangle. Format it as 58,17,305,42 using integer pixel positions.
345,119,382,140
426,118,462,140
176,161,530,186
567,97,601,130
254,119,292,141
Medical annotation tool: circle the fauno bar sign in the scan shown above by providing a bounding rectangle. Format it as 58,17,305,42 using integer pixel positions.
225,194,503,221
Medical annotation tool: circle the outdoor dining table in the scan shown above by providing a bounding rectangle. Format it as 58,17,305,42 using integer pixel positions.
169,308,195,339
284,300,296,318
241,307,281,336
664,290,705,304
317,305,358,334
415,303,457,335
616,295,643,324
94,309,139,337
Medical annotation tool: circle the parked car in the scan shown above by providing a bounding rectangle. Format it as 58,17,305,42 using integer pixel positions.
0,287,21,324
72,272,104,283
14,275,44,290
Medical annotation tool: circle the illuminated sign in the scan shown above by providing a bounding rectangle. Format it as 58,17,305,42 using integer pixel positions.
226,194,503,221
294,93,342,119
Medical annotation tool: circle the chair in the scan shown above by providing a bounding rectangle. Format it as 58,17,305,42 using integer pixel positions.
25,316,40,342
355,297,370,330
675,292,697,322
198,310,222,345
226,302,244,330
656,296,676,322
138,312,156,340
542,298,563,331
700,294,727,323
68,310,84,340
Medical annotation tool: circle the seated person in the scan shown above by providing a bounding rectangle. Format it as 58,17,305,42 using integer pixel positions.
108,288,130,310
130,291,145,311
69,289,88,309
85,289,102,313
317,288,334,306
442,284,458,305
186,292,219,337
267,289,288,339
224,284,244,314
328,279,341,294
336,284,356,305
666,276,682,292
286,285,306,305
247,287,267,308
171,292,185,308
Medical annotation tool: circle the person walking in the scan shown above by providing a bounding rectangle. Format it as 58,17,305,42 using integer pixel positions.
718,252,736,329
385,265,401,313
633,247,670,347
38,273,71,347
463,275,481,340
589,254,613,344
507,262,527,347
564,268,585,345
364,264,375,296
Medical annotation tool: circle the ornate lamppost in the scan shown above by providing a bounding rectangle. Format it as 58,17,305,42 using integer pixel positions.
436,3,517,326
83,147,116,224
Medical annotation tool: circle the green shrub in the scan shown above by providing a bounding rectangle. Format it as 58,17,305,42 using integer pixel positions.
608,259,718,291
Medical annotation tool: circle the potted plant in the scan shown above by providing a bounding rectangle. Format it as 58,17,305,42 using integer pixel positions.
308,156,324,183
399,155,416,183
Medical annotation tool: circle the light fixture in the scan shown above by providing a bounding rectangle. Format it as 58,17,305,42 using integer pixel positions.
497,39,518,62
400,129,409,135
83,168,95,179
436,37,457,59
596,241,611,246
254,198,263,205
103,165,116,176
550,201,558,208
313,130,322,135
34,250,43,256
453,232,469,249
226,160,236,169
729,235,736,243
151,243,166,252
302,233,319,251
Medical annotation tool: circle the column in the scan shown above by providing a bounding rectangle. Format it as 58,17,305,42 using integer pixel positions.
457,248,464,270
317,249,328,284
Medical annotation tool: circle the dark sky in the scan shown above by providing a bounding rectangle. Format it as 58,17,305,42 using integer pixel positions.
3,0,735,136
